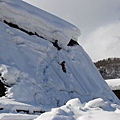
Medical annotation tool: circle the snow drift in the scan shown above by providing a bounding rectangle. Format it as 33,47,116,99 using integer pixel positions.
0,0,119,119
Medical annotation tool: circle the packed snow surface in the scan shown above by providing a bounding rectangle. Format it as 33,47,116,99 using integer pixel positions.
0,0,120,119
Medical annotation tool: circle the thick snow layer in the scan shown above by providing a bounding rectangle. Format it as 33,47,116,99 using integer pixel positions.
0,113,37,120
0,0,80,46
0,97,45,114
35,98,120,120
106,79,120,90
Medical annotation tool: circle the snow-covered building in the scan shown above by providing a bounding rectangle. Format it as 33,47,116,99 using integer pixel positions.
106,79,120,99
0,0,120,119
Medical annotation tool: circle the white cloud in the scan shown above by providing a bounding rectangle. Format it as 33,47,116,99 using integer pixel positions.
79,21,120,61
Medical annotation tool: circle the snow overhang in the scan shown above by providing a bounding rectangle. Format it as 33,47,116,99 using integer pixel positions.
0,0,81,45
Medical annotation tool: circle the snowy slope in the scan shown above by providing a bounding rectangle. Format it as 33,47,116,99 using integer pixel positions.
0,0,120,119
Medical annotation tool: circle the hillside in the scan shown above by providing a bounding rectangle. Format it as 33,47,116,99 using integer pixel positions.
95,58,120,79
0,0,120,119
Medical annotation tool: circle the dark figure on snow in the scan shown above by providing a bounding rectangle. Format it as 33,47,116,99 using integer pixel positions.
53,40,61,50
0,80,6,97
0,73,4,81
0,73,6,97
60,61,66,73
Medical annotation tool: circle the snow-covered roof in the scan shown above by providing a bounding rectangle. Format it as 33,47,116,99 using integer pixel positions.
0,19,118,107
0,0,80,45
106,79,120,90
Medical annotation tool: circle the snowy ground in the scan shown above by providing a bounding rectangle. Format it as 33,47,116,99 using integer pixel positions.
0,97,119,120
0,113,37,120
36,98,120,120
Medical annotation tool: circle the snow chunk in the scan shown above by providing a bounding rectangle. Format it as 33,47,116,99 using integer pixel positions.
0,64,20,86
66,98,82,107
84,98,115,111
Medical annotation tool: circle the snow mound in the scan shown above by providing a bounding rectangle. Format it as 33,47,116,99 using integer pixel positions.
0,0,80,46
35,98,120,120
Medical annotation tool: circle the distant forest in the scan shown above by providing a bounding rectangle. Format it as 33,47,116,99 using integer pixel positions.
94,58,120,80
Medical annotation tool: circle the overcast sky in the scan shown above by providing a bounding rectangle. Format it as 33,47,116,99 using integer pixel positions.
23,0,120,61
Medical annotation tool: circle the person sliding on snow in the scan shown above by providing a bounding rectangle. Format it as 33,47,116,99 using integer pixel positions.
53,40,61,50
60,61,66,73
